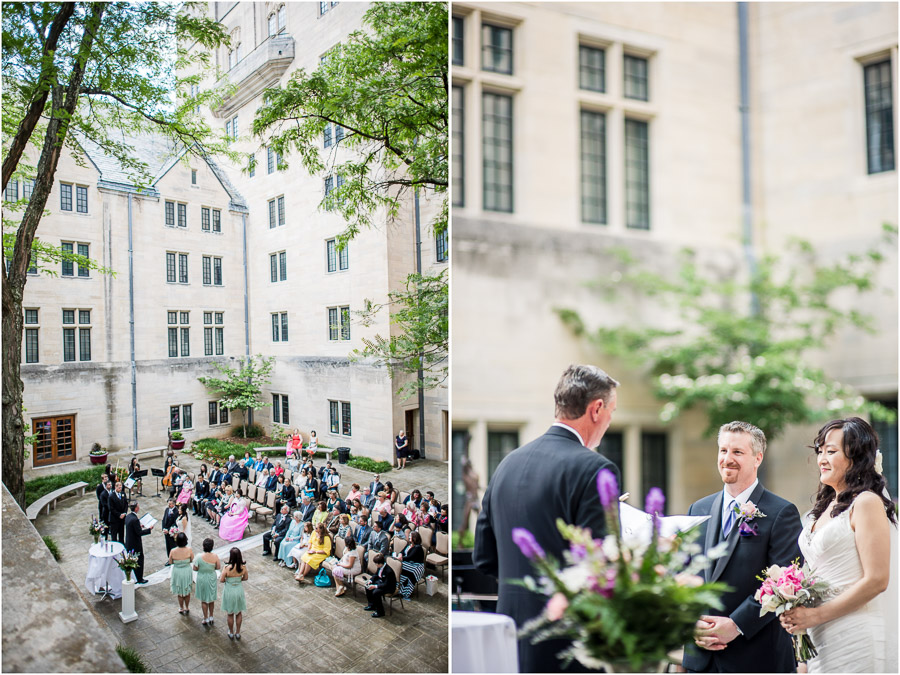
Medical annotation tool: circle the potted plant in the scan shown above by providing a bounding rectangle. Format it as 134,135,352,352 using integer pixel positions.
170,431,185,450
89,442,108,465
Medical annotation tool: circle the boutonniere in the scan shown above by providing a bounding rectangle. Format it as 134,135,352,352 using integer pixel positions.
734,500,767,536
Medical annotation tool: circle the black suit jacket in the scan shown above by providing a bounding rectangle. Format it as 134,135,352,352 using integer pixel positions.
209,469,223,486
162,506,179,531
299,502,316,522
281,484,297,508
371,562,397,595
682,483,802,673
124,512,151,553
108,491,128,525
474,425,620,674
99,489,111,523
265,476,279,492
369,481,385,496
271,512,291,537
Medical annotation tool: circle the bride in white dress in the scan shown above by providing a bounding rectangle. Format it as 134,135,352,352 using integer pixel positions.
780,417,897,673
178,504,192,549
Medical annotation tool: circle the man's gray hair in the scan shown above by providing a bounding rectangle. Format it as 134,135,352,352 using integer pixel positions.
718,420,767,456
554,364,620,420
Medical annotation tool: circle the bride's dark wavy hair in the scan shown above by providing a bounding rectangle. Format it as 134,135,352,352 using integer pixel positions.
809,417,896,525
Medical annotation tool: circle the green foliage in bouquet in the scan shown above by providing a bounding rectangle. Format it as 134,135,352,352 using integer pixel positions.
514,472,730,671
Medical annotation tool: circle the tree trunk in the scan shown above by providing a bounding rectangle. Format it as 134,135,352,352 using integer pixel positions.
1,3,105,510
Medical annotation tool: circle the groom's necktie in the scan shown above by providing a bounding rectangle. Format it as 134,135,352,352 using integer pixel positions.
722,500,736,538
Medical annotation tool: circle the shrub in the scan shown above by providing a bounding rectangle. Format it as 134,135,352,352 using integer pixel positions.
170,431,184,441
231,423,264,438
25,466,105,507
191,438,281,461
346,456,393,474
452,530,475,550
42,535,61,561
116,645,149,673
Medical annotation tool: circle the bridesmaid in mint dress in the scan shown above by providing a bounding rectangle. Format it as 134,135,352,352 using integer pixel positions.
220,547,248,640
168,532,194,614
193,537,222,626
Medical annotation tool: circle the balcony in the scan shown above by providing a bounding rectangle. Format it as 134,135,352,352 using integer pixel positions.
214,35,295,118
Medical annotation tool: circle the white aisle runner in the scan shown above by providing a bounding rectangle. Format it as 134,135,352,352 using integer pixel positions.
141,533,265,587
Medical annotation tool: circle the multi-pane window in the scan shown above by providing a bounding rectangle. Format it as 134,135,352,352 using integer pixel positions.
170,403,193,431
320,1,338,16
225,115,238,140
267,146,276,173
202,207,211,231
177,203,187,227
483,92,513,212
202,256,211,285
329,400,339,433
581,110,607,224
180,311,190,356
63,310,76,362
23,179,33,201
212,209,221,232
324,122,344,147
60,183,72,211
61,242,74,276
436,229,448,262
4,179,18,202
166,252,176,283
76,186,88,213
62,308,91,361
452,16,464,65
268,196,285,228
272,312,289,342
165,201,175,227
270,252,287,282
328,306,350,340
202,256,222,286
864,59,895,174
272,393,290,425
625,118,650,229
482,24,512,74
168,311,178,357
77,243,90,277
192,169,198,185
324,176,334,208
215,312,224,354
579,45,605,92
209,400,230,426
268,11,277,36
452,86,465,207
329,400,351,436
326,239,349,272
204,313,213,355
24,309,38,364
203,312,224,355
213,257,222,286
248,154,256,178
624,54,649,101
178,253,189,283
27,252,37,275
168,311,189,357
278,4,286,31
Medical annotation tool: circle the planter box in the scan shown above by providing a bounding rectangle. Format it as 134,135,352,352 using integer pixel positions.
171,439,185,450
89,453,108,465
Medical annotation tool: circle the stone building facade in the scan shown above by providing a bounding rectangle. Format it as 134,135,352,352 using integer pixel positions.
451,1,897,523
14,0,448,469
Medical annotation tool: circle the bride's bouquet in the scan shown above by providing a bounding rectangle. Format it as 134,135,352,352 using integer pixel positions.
755,560,829,662
514,469,730,672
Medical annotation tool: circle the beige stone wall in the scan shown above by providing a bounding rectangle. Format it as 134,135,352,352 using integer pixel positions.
451,2,897,520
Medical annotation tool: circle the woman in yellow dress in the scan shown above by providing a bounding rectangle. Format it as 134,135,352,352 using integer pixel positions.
295,523,331,584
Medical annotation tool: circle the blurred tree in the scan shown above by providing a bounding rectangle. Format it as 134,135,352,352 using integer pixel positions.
2,2,228,508
556,225,897,440
198,356,275,439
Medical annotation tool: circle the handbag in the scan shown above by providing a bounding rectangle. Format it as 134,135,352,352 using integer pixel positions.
313,568,333,587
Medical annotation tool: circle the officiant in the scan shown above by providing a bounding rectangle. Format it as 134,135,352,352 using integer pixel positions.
124,501,153,585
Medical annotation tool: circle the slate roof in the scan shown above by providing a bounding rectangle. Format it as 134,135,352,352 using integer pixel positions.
75,130,248,212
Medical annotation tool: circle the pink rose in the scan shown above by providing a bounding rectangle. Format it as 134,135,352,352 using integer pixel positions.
545,592,569,621
777,581,798,600
675,573,703,588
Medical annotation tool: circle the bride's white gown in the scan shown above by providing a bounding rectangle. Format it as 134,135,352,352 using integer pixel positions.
799,499,898,673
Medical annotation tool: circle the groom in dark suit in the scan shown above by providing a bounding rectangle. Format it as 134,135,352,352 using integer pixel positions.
474,364,621,673
683,420,803,673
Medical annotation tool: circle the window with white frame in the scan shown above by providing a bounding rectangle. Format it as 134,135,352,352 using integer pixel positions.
329,399,351,436
170,403,193,431
167,310,190,357
225,114,238,140
271,311,289,342
272,393,290,425
482,24,513,75
61,241,90,277
436,229,448,262
166,252,189,284
202,255,222,286
326,238,349,272
24,308,39,364
320,1,338,17
324,122,344,147
452,16,464,66
191,169,198,185
268,195,286,228
4,179,18,202
270,251,287,282
177,202,187,227
209,400,230,426
328,306,350,341
165,200,175,227
60,183,87,212
62,308,91,362
203,311,224,356
864,59,895,174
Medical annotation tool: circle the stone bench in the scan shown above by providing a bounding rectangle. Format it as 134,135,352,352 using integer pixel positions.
255,445,335,462
130,445,166,460
25,481,89,521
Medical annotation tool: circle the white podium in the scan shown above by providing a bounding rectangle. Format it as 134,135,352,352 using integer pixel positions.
119,578,138,623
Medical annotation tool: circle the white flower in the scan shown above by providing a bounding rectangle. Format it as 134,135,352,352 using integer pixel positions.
760,594,780,614
875,450,883,476
726,373,744,385
601,535,619,562
558,565,592,592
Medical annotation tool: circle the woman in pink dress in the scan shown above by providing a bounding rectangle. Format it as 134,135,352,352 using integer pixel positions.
176,474,194,506
219,492,249,542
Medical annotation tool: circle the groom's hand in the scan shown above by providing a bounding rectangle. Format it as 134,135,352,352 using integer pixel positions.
695,615,740,650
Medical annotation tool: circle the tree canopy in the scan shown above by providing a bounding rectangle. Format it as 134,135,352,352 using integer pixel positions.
198,356,275,439
557,226,897,440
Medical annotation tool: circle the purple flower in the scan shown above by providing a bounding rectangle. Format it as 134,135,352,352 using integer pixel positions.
570,543,588,562
738,521,758,537
512,528,545,560
645,487,665,518
596,469,619,508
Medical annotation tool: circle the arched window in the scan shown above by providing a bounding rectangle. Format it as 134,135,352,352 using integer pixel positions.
277,5,286,31
268,12,277,37
228,28,241,69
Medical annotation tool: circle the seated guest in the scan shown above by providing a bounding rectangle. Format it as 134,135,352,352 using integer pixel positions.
354,514,372,548
287,453,301,473
346,483,362,503
318,462,333,480
436,504,449,533
311,501,328,527
295,523,332,584
303,472,319,501
364,553,396,618
208,462,224,487
168,467,185,500
272,460,285,477
289,522,314,572
262,505,290,557
176,473,194,506
274,477,296,514
219,489,249,541
333,513,352,540
326,507,344,537
298,495,316,522
385,481,400,505
332,534,361,597
350,498,363,515
207,484,232,527
360,487,375,511
255,468,270,489
197,463,208,480
253,451,267,472
397,531,425,599
404,489,423,509
424,491,436,509
235,459,249,482
278,511,305,567
224,454,238,474
390,514,411,540
411,501,432,529
324,470,341,496
264,470,279,493
326,490,344,514
192,475,210,516
373,492,393,529
363,520,390,566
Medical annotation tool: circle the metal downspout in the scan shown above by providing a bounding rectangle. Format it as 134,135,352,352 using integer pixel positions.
242,211,252,426
128,193,138,451
414,188,425,459
738,2,759,316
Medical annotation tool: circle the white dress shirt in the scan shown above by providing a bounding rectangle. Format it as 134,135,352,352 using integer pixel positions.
551,422,586,448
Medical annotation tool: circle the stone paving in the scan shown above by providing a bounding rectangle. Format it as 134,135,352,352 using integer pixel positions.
30,449,449,673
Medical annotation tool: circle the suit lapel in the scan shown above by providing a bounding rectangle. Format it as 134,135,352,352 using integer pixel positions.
704,492,723,582
709,483,766,583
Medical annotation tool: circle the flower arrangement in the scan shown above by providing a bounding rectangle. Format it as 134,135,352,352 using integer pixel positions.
755,560,828,662
89,517,108,543
514,469,730,672
117,550,141,581
89,443,108,456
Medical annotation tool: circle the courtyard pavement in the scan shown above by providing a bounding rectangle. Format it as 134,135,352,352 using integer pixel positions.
30,449,449,673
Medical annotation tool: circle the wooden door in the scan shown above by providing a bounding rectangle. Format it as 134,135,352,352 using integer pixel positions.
32,415,76,466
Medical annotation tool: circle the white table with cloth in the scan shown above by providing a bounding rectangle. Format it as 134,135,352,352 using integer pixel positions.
85,541,125,599
452,610,519,673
